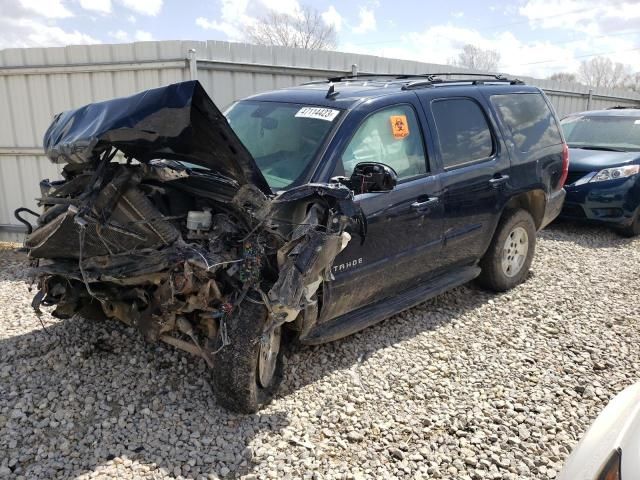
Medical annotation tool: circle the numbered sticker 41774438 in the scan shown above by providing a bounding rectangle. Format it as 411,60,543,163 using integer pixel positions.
295,107,340,122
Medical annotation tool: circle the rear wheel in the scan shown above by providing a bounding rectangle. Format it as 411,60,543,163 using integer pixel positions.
211,300,284,413
477,209,536,292
618,208,640,238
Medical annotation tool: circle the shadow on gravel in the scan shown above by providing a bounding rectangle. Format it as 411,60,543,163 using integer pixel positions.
0,312,289,479
542,219,637,249
278,280,496,400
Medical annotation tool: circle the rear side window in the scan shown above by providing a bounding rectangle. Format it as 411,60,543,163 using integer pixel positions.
431,98,493,169
490,93,562,153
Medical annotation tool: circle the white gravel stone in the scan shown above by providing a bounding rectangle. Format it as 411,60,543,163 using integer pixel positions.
0,222,639,479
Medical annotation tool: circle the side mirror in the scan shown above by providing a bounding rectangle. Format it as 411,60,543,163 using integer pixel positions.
350,162,397,194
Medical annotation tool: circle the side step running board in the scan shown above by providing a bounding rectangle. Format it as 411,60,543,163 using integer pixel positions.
300,266,481,345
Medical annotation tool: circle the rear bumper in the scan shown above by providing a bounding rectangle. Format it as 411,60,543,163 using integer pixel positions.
540,188,566,230
560,175,640,227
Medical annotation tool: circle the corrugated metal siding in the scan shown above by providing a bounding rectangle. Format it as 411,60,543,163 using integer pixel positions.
1,40,639,241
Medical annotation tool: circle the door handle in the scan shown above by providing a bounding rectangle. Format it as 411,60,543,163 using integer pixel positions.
489,174,509,188
411,196,439,210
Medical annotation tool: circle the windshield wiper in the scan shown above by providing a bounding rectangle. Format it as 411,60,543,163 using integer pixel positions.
569,145,626,152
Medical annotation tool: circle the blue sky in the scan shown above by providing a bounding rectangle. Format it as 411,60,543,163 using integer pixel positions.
1,0,639,78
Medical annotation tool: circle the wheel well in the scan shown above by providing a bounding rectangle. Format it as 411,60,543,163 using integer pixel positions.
504,190,546,229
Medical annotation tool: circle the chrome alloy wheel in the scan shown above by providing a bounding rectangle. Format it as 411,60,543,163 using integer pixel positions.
257,326,281,388
501,226,529,278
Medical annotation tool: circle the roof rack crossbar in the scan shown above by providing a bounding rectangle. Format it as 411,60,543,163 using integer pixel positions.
401,77,524,90
423,72,506,79
326,72,437,83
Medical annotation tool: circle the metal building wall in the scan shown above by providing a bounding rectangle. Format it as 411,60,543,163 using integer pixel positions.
1,40,639,241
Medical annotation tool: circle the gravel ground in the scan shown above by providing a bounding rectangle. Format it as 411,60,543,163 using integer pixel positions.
1,222,639,480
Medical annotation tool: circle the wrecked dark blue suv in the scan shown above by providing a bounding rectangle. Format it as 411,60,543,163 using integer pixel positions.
21,75,567,412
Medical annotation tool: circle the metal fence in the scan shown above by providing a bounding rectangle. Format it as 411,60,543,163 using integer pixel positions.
1,40,639,241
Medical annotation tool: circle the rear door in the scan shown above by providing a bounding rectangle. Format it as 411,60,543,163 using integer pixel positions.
488,91,565,195
419,94,511,267
319,100,445,321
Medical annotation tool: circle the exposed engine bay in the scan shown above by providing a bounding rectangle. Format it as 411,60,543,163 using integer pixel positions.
21,80,363,366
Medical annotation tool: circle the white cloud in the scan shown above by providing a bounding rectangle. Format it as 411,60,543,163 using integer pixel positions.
118,0,162,16
79,0,111,14
195,0,252,41
127,14,136,23
341,0,640,79
196,16,243,41
353,7,376,34
109,29,129,41
452,11,464,18
341,24,585,78
134,30,153,41
0,18,99,49
322,5,343,32
519,0,640,35
258,0,301,15
19,0,73,18
107,29,152,42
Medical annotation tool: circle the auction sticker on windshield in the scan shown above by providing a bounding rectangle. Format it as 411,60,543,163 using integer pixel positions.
295,107,340,121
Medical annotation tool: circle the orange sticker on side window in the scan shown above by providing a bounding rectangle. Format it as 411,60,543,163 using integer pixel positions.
389,115,410,139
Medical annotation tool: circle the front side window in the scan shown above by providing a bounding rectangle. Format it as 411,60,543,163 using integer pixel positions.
561,115,640,152
341,105,427,180
431,98,493,169
226,101,341,189
491,93,562,152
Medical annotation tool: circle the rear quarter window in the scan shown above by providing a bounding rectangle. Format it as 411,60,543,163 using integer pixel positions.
490,93,562,153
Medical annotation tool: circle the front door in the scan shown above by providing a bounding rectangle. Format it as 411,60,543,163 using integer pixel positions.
320,103,444,322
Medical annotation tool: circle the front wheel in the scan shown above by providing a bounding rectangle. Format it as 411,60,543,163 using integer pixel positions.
477,209,536,292
210,300,285,413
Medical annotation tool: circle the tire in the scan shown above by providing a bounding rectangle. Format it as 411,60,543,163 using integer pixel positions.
211,300,284,413
617,208,640,238
477,209,536,292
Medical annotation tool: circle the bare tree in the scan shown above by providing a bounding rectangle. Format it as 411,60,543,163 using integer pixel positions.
245,5,337,50
548,72,577,83
452,45,501,72
623,72,640,92
578,56,627,88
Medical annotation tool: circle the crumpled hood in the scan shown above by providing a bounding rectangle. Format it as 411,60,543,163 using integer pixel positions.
568,148,640,171
43,80,272,195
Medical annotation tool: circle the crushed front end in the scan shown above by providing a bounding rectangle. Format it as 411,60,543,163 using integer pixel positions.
22,80,361,370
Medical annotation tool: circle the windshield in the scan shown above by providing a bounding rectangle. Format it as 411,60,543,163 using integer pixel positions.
561,115,640,151
225,101,341,189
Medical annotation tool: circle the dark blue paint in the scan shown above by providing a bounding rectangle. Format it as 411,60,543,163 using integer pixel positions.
562,150,640,227
568,148,640,171
249,79,566,336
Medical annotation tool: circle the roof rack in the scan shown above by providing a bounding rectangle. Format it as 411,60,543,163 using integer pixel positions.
403,73,524,90
317,72,524,88
325,73,435,83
